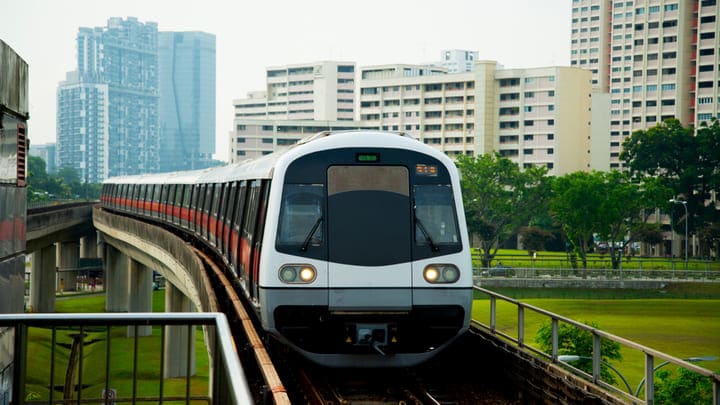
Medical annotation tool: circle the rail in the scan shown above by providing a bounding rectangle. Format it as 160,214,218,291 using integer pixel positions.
474,266,720,281
0,313,254,405
472,286,720,405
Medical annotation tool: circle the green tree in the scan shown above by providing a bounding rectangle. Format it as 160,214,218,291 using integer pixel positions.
595,172,670,269
654,367,714,405
621,118,720,256
519,226,555,256
550,171,669,269
27,155,67,202
456,153,548,267
549,171,604,269
535,320,622,384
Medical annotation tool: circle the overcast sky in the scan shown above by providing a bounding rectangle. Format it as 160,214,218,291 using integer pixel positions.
3,0,571,162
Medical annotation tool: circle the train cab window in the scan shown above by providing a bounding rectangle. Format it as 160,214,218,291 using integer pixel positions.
276,184,324,247
413,185,461,247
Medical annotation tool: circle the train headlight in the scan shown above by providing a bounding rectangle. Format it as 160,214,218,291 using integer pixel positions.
423,264,460,284
279,264,316,284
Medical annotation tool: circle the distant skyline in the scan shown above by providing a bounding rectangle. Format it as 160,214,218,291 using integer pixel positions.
3,0,571,163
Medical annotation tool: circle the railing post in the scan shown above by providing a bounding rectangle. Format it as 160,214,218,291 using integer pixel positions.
517,306,525,348
12,323,27,405
490,296,496,332
645,353,655,405
551,318,559,361
592,333,601,384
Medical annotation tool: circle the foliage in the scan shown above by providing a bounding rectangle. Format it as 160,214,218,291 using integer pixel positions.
654,367,714,405
549,171,669,269
621,118,720,255
519,226,555,255
535,320,622,384
549,171,604,268
27,155,101,201
456,153,549,267
633,222,665,246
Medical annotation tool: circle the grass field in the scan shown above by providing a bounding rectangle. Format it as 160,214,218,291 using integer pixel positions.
472,285,720,395
26,290,210,403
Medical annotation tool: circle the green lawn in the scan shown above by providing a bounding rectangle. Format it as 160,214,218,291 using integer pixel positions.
472,289,720,395
25,290,210,403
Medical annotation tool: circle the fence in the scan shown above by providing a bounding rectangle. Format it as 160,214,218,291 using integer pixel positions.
0,313,254,404
474,266,720,282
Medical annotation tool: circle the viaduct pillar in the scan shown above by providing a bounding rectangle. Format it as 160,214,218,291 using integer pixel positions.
104,244,129,312
127,259,153,337
29,244,56,313
164,283,196,377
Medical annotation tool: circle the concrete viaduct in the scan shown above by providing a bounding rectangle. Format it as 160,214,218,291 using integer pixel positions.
25,202,209,377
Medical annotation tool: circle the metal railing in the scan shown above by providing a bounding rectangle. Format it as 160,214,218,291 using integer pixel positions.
0,313,254,405
474,267,720,281
472,286,720,405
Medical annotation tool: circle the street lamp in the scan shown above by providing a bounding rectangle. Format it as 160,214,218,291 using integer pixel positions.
669,199,688,271
558,355,633,394
634,356,717,397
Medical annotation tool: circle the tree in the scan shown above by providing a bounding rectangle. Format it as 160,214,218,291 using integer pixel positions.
549,171,605,269
595,172,670,269
654,367,714,405
27,155,67,202
621,118,720,256
535,320,623,384
519,226,555,256
456,153,549,267
550,171,669,269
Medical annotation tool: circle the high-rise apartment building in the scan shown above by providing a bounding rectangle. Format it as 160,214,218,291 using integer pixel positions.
358,62,593,175
571,0,720,169
233,61,356,121
57,17,158,182
158,31,216,172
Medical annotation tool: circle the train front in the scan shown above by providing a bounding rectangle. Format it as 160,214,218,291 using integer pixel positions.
259,132,473,367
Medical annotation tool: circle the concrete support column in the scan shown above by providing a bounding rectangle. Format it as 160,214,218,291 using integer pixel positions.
57,241,79,292
104,244,129,312
80,232,98,259
127,259,153,337
29,245,57,313
164,283,196,377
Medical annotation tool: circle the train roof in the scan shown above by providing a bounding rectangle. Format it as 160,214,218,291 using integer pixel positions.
104,130,455,186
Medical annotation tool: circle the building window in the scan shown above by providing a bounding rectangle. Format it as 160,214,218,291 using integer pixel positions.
236,137,245,143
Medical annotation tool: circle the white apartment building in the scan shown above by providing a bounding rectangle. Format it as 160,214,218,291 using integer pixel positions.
230,61,369,162
233,61,356,122
358,61,593,175
571,0,720,169
435,49,479,73
229,120,376,163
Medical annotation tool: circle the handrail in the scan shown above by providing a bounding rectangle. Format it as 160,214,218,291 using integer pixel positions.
0,312,255,405
472,286,720,404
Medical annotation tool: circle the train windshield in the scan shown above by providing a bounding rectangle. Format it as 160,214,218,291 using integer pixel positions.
276,184,324,248
327,165,411,266
414,184,460,246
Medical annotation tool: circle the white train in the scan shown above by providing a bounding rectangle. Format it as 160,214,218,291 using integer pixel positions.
101,130,473,367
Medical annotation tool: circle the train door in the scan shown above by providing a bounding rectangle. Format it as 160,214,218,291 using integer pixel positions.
241,180,263,302
231,181,248,276
326,166,413,309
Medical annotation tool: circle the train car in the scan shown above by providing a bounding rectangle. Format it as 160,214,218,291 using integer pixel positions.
102,130,473,367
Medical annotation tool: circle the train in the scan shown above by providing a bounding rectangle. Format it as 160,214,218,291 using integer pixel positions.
101,130,473,367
